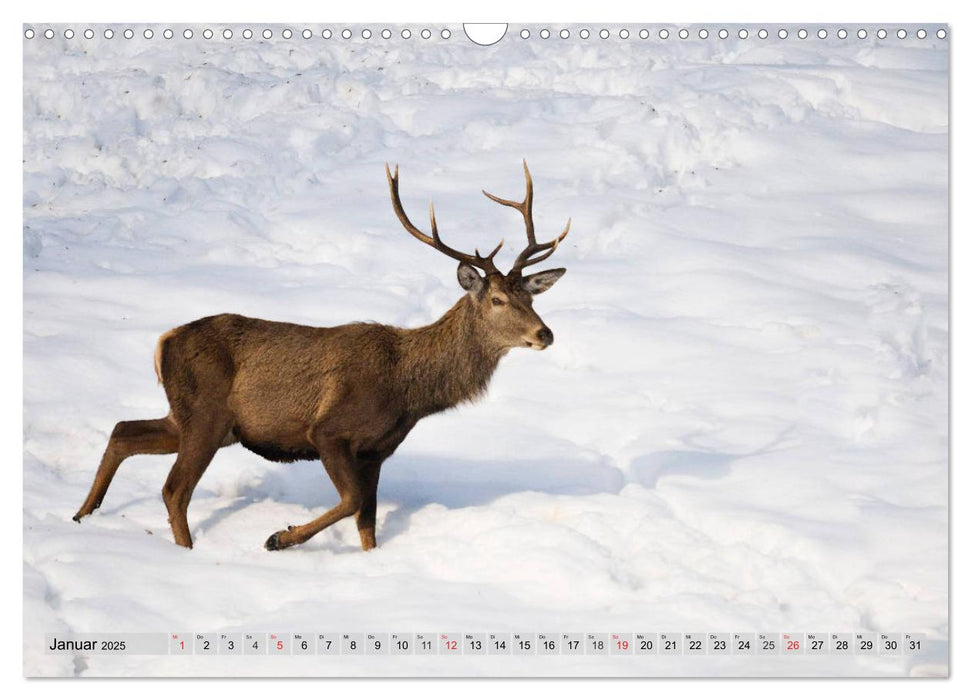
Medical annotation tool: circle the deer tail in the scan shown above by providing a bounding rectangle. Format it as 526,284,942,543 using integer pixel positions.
154,329,177,384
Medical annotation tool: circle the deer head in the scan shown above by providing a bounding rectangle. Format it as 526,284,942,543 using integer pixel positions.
386,161,569,350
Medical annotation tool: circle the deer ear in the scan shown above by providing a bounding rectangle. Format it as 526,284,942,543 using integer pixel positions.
521,268,566,295
457,262,484,294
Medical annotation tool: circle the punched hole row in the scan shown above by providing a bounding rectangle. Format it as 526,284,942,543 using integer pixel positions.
24,26,948,42
24,27,455,41
519,27,946,41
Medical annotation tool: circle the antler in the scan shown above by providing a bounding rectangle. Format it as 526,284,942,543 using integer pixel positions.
482,160,570,275
386,164,504,275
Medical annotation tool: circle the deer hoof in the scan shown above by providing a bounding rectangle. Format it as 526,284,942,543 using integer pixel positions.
73,505,95,522
264,531,291,551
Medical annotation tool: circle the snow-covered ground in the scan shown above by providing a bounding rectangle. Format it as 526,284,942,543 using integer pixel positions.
23,24,948,677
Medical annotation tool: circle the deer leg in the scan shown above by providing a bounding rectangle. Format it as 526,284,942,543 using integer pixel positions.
355,459,383,551
264,438,362,551
161,416,232,548
74,417,180,522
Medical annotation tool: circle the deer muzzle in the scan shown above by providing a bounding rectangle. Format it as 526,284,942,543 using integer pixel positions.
525,326,554,350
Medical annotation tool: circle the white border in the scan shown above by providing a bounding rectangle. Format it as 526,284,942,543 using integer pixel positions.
3,0,963,21
7,0,962,698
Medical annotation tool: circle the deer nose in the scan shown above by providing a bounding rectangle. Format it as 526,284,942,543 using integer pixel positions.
537,327,554,346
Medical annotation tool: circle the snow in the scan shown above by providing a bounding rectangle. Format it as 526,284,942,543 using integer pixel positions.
23,24,948,677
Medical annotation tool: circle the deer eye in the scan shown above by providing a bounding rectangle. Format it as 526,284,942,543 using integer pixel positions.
491,297,505,307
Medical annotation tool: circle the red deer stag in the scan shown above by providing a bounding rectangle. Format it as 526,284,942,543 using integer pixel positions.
74,161,570,551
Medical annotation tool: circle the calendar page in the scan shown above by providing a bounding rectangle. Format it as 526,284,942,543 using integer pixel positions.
22,22,948,678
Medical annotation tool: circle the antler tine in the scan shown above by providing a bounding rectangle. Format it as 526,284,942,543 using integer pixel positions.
482,159,536,245
476,239,504,260
483,160,568,274
428,202,440,241
386,163,502,274
386,163,433,246
514,218,570,269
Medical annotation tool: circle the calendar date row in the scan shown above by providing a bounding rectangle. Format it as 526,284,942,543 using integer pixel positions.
47,632,928,656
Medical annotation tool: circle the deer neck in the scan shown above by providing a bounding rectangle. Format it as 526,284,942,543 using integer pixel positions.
400,295,505,417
